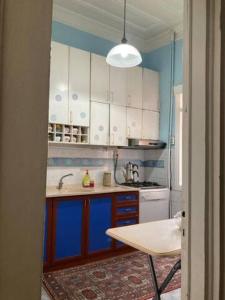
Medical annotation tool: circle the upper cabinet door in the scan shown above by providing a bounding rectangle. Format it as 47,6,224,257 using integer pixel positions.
91,54,109,103
49,42,69,124
127,67,143,109
69,47,90,126
143,68,160,111
90,102,109,145
126,107,142,139
110,105,127,146
110,67,127,106
142,110,159,140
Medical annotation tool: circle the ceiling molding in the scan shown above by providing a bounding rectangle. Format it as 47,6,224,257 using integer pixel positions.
53,4,145,50
143,24,183,52
52,4,183,53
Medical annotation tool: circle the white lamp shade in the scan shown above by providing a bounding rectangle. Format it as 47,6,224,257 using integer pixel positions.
106,43,142,68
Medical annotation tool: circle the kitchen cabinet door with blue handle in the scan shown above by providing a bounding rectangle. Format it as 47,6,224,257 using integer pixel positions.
54,199,83,260
88,197,112,253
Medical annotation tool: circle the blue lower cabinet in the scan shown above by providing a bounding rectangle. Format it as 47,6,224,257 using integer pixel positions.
43,203,49,263
88,197,112,253
55,199,83,260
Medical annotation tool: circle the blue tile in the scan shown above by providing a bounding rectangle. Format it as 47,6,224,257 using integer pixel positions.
144,160,164,168
47,157,144,168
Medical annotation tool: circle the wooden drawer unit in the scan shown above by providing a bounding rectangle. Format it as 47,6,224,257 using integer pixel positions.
116,206,138,216
116,217,138,227
112,191,139,249
116,193,138,202
114,191,139,219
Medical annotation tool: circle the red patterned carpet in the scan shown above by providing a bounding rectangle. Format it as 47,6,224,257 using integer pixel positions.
43,252,181,300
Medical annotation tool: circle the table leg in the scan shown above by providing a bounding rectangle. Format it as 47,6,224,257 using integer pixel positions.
158,259,181,294
148,256,181,300
148,255,161,300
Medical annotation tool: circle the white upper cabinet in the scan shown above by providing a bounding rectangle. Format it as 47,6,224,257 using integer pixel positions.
49,42,69,124
109,67,127,106
127,67,143,109
143,68,160,111
91,53,110,103
126,107,142,139
69,47,90,126
90,102,109,145
110,105,127,146
142,110,159,140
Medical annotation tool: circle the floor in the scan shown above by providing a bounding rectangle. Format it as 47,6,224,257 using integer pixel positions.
41,287,181,300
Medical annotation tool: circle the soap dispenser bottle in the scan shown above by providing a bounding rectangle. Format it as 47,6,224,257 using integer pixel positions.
82,170,91,188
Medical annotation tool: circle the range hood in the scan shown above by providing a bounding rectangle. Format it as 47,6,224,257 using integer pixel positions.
119,139,166,150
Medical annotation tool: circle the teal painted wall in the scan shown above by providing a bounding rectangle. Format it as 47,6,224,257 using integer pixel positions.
143,39,183,142
52,21,183,143
52,21,117,57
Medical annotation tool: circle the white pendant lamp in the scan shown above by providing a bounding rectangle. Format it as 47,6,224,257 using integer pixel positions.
106,0,142,68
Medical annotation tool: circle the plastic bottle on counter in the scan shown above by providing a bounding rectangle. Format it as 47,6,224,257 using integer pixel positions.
82,170,91,188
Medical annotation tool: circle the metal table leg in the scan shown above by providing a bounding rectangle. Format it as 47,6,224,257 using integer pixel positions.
148,255,161,300
148,255,181,300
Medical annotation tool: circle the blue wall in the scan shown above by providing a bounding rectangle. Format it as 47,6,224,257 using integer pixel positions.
143,39,183,142
52,21,117,57
52,21,183,143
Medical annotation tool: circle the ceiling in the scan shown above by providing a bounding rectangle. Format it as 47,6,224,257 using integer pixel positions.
53,0,183,52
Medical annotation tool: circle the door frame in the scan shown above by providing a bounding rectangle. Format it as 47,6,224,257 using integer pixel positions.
0,0,223,299
0,0,53,299
182,0,221,299
220,0,225,298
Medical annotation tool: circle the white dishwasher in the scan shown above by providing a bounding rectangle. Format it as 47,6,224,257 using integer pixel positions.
139,188,170,223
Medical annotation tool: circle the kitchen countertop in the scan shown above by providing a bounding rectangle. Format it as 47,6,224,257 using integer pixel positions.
46,184,139,198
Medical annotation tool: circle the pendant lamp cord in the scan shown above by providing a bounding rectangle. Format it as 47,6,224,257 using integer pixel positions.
122,0,127,43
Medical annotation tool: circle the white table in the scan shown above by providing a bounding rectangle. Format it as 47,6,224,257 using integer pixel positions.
106,219,181,300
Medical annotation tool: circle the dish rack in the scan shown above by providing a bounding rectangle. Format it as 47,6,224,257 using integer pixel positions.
48,123,89,144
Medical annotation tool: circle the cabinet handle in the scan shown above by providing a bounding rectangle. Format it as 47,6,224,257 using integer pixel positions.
127,126,130,137
70,111,73,124
111,91,114,103
127,95,131,106
107,90,110,102
112,133,115,145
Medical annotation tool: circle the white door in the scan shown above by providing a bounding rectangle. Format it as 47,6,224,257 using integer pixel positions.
49,42,69,124
110,67,127,106
126,107,142,139
127,67,143,109
142,110,159,140
91,53,109,103
90,102,109,145
110,105,127,146
69,47,90,126
142,68,160,111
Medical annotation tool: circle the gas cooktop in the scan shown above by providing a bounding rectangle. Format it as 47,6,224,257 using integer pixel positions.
120,181,166,189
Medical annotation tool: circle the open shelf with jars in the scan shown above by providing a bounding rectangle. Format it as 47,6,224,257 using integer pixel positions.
48,123,89,145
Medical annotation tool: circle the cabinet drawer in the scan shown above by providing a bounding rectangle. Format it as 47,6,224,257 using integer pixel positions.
116,218,137,227
116,206,138,215
116,193,138,202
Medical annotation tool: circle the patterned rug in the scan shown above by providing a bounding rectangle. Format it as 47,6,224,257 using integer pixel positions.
43,252,181,300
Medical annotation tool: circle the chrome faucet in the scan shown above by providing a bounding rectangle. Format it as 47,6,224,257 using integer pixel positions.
57,173,73,190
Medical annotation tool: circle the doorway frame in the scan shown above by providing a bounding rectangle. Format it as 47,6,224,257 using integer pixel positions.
182,0,221,299
0,0,222,299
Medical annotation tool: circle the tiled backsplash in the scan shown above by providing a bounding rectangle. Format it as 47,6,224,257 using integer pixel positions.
144,149,168,186
47,146,168,187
